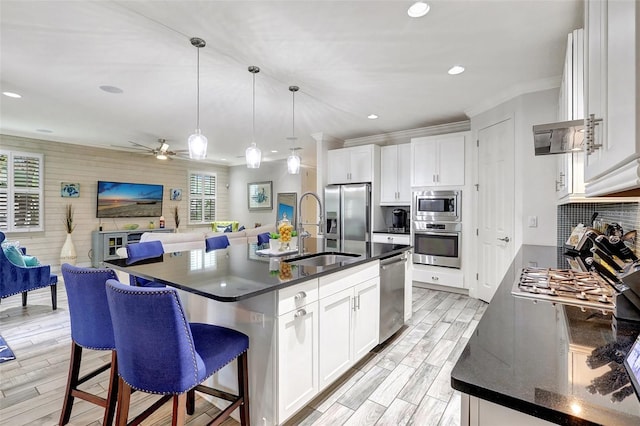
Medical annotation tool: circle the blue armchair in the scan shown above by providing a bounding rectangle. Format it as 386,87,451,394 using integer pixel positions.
0,231,58,309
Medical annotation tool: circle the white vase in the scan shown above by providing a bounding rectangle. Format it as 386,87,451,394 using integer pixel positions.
60,233,77,265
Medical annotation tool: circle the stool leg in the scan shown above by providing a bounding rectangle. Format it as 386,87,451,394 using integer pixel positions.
21,291,27,307
172,393,187,426
186,389,195,415
59,342,83,425
238,352,250,426
51,284,57,310
103,351,118,426
115,377,132,426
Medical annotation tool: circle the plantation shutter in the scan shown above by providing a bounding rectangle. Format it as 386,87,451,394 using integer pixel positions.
189,172,216,225
0,151,44,232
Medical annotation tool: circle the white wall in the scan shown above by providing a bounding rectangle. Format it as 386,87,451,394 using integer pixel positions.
228,160,304,228
1,134,229,271
470,88,559,249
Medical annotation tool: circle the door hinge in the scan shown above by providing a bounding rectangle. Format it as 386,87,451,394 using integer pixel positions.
476,228,479,236
476,139,479,147
474,183,479,191
476,273,479,280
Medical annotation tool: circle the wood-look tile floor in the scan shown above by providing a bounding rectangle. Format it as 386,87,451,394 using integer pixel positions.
0,283,486,426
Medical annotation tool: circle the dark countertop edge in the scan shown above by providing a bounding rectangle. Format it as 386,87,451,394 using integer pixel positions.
450,377,600,426
104,244,412,303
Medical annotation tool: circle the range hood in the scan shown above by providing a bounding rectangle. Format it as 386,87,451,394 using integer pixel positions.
533,119,585,156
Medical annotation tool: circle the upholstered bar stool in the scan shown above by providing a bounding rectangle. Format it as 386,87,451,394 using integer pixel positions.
105,279,250,426
125,240,164,287
59,264,119,426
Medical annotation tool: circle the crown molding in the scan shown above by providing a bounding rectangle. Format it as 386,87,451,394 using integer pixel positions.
343,121,471,147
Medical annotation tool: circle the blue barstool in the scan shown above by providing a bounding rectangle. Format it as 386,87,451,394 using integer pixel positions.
59,264,119,426
105,279,250,425
125,241,165,287
205,234,230,251
256,232,270,246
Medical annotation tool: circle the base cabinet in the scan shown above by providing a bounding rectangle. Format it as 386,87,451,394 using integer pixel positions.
413,263,464,289
277,300,319,422
462,394,555,426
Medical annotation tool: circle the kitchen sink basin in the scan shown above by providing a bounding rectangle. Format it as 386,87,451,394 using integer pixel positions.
285,252,361,267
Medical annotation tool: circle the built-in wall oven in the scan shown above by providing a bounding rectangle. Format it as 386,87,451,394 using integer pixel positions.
412,221,461,268
412,190,462,268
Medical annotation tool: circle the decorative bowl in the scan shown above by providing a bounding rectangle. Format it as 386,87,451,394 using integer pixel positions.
122,224,139,230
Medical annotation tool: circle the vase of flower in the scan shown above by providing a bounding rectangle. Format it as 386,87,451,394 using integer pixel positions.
173,206,180,233
60,204,77,265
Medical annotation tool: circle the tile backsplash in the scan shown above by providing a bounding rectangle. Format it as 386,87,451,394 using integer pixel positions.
557,202,640,252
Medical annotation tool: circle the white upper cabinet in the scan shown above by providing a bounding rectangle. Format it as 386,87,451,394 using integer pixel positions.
411,133,466,187
584,0,640,196
327,145,376,184
380,144,411,205
556,29,586,203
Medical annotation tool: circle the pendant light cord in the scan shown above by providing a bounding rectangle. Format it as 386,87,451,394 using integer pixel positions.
196,46,200,130
252,72,256,143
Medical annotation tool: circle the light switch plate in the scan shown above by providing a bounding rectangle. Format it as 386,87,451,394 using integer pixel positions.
528,216,538,228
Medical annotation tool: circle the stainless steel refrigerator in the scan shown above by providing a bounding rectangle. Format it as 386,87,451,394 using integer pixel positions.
324,183,371,251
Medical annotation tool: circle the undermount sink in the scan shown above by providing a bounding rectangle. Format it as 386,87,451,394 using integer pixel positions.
285,252,361,267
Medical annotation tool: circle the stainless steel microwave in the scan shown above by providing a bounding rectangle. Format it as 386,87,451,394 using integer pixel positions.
413,190,460,222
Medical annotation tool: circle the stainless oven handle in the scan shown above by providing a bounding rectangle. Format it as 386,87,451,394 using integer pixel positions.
414,231,460,237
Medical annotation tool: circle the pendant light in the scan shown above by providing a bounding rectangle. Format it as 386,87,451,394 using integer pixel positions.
287,85,301,174
245,65,262,168
187,37,208,160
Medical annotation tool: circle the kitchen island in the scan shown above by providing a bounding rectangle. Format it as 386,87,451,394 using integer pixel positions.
451,245,640,425
105,238,411,425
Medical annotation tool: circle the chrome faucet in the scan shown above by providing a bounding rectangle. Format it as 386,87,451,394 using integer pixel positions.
297,191,324,254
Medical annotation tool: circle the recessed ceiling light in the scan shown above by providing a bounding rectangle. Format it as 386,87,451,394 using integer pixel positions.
408,2,430,18
221,158,227,161
3,91,22,98
99,85,123,94
271,150,278,153
36,129,53,133
448,65,465,75
368,114,379,120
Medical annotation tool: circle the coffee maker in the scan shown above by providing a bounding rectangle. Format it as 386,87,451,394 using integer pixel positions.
392,208,408,231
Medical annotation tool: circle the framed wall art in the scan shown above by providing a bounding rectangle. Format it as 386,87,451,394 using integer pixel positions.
61,182,80,197
248,181,273,211
170,188,182,201
276,192,297,228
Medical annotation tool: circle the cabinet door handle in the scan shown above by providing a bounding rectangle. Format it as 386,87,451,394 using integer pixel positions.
432,276,439,281
294,291,307,300
498,236,510,243
352,297,357,311
294,309,307,318
357,295,361,310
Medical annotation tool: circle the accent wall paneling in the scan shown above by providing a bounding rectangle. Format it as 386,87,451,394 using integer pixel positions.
0,134,229,271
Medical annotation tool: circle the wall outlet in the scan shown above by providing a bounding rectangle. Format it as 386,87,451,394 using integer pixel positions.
528,216,538,228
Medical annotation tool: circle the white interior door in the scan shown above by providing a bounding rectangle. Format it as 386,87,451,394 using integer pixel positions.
477,118,514,303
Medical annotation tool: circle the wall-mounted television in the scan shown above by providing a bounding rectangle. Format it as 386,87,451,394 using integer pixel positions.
97,181,163,218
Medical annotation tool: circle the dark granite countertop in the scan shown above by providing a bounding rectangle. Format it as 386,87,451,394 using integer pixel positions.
451,245,640,425
104,238,411,302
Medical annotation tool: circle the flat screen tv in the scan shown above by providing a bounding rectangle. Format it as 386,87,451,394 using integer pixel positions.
97,181,163,218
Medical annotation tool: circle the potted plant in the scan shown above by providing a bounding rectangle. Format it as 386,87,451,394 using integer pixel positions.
60,204,77,265
269,232,280,251
173,206,180,232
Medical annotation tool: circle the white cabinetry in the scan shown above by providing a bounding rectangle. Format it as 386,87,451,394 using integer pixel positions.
327,144,378,184
317,262,379,389
380,144,411,204
372,233,411,245
556,29,586,203
277,279,319,421
584,0,640,195
413,263,464,290
411,133,466,187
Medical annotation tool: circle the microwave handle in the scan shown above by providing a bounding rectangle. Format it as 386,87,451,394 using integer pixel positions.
415,231,459,237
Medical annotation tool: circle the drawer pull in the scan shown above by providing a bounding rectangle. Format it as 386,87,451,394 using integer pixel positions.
294,309,307,318
294,291,307,300
432,276,439,281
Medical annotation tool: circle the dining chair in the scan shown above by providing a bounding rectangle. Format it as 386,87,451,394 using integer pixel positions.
59,264,119,426
205,234,230,251
125,240,165,287
105,279,250,425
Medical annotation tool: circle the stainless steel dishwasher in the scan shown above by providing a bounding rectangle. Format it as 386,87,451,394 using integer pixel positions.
379,251,407,343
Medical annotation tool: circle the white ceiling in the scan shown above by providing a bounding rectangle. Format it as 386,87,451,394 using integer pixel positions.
0,0,583,166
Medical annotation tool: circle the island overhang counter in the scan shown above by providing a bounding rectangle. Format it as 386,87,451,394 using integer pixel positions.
451,245,640,426
104,238,412,425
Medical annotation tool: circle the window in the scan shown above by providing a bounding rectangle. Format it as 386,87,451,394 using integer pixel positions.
189,172,216,225
0,151,44,233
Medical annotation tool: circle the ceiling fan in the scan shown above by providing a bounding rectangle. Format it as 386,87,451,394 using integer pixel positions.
118,138,189,160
